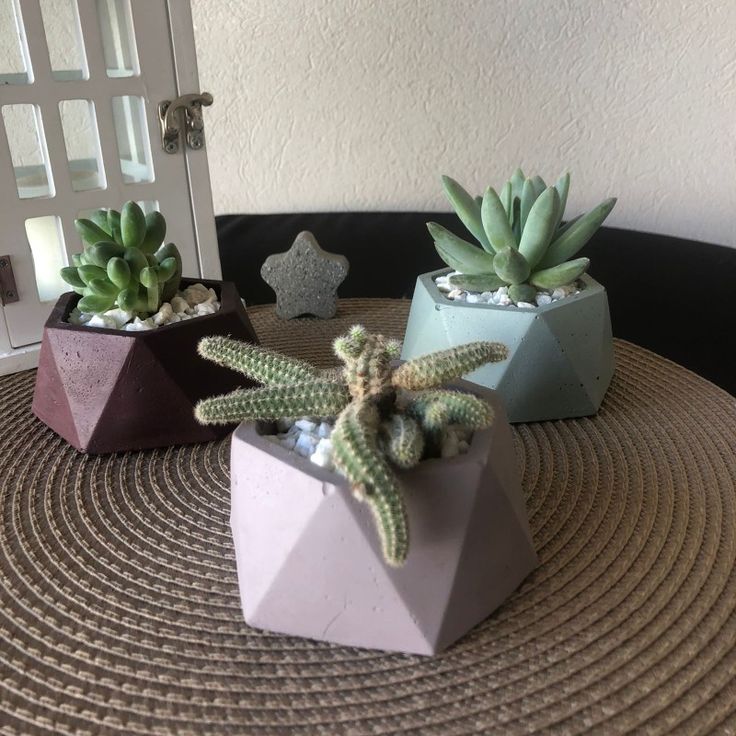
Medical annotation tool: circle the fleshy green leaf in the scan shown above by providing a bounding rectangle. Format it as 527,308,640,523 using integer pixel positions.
553,172,570,232
493,246,531,285
427,222,495,274
518,187,560,269
481,187,516,253
530,257,590,289
538,197,616,268
447,272,506,292
121,201,146,250
441,175,492,251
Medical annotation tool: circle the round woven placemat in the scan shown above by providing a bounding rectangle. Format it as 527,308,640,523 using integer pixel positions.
1,298,735,735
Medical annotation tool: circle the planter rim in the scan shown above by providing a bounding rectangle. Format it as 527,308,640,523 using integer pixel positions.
234,379,499,491
420,268,604,313
46,277,239,338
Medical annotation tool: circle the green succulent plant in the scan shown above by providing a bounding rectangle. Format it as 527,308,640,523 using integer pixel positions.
195,326,509,566
428,169,617,304
60,201,182,316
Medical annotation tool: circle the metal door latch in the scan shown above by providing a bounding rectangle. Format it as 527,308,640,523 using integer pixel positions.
0,255,19,306
158,92,213,154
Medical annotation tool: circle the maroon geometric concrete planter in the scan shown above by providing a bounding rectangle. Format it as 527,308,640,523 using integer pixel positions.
230,382,537,656
32,279,258,454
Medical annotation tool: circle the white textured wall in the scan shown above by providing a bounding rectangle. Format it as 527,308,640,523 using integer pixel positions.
192,0,736,246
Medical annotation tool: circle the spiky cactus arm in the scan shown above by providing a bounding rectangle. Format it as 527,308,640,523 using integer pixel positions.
195,381,350,425
334,326,402,401
379,414,424,469
392,342,508,391
332,402,409,566
198,336,317,385
407,390,494,432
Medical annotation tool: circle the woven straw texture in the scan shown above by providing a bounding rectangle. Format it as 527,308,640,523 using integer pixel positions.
2,298,735,735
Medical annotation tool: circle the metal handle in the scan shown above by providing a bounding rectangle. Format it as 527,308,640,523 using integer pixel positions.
158,92,213,153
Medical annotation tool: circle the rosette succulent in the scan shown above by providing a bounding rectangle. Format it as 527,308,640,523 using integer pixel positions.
428,169,616,304
60,201,182,316
195,326,509,566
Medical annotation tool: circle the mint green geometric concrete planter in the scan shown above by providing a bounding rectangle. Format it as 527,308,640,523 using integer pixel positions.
401,269,614,423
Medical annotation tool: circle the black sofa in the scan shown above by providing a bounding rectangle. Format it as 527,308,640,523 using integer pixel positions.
217,213,736,397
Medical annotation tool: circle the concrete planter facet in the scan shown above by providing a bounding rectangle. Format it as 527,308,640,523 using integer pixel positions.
230,383,537,656
401,269,614,423
32,279,258,454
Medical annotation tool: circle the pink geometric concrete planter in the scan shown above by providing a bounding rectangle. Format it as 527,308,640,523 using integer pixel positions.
32,279,258,454
230,383,537,656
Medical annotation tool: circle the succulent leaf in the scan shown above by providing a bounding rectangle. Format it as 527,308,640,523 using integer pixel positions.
107,209,122,244
493,246,531,285
74,219,110,247
428,222,495,275
120,201,147,250
508,283,537,304
539,197,617,268
447,272,506,292
60,266,85,289
87,278,119,299
530,175,547,197
481,187,516,253
530,257,589,289
500,180,513,218
139,211,167,254
117,287,139,312
520,178,538,233
123,246,148,280
518,186,560,269
77,264,107,285
509,168,525,201
78,293,115,313
441,175,493,251
89,209,112,235
87,241,125,268
107,257,130,289
553,172,570,232
155,243,183,302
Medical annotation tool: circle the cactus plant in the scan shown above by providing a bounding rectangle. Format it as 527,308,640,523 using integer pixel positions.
428,170,616,304
195,326,508,566
60,201,183,317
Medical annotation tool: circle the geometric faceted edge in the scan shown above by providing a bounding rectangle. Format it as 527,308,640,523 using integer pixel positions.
230,381,537,656
32,278,259,454
402,269,615,423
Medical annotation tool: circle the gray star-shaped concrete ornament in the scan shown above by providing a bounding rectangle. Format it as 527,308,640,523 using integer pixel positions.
261,231,349,319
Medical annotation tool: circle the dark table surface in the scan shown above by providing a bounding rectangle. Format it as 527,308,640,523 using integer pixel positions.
217,213,736,397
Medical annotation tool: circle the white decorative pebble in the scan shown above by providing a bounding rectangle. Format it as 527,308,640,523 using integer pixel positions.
447,289,464,300
318,422,332,438
152,303,174,326
295,419,317,433
87,314,116,329
194,301,219,316
123,317,154,332
536,293,553,306
516,301,536,309
183,283,210,306
466,294,480,304
294,433,316,457
171,296,189,314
